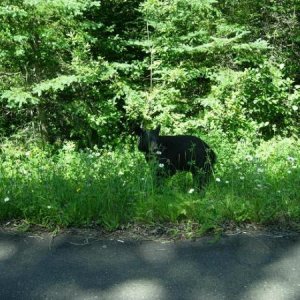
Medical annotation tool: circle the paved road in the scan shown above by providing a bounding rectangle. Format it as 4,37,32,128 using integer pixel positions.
0,229,300,300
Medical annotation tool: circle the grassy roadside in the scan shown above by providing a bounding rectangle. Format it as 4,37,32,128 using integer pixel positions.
0,136,299,235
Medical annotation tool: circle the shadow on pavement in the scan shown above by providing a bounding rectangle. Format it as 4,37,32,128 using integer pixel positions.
0,229,299,299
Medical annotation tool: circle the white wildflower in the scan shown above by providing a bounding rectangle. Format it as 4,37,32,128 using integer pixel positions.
47,205,52,209
225,180,229,184
4,197,10,202
240,176,245,180
188,188,195,194
216,178,221,182
156,151,162,155
159,163,164,168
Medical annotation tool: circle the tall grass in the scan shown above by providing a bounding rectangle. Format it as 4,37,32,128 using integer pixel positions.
0,136,299,233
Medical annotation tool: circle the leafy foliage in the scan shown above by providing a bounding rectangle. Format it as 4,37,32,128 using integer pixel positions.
0,0,299,144
0,137,299,231
1,0,299,232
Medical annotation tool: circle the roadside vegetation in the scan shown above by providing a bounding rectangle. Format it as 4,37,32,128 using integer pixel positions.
0,0,299,234
1,135,299,234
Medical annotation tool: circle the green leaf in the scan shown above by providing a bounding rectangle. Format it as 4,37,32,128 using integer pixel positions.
32,75,78,96
1,88,39,108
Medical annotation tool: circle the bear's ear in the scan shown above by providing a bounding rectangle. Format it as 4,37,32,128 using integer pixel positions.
154,125,161,135
132,125,143,136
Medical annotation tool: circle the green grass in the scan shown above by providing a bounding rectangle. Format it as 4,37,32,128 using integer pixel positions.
0,137,299,234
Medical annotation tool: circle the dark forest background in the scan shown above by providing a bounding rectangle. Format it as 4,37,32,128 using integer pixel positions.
0,0,299,147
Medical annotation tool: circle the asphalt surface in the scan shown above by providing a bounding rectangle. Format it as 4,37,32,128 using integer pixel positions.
0,229,300,300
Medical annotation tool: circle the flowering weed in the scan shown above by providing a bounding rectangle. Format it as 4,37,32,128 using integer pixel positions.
0,136,299,233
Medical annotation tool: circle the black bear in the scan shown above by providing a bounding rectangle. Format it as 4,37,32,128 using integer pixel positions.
137,126,216,187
